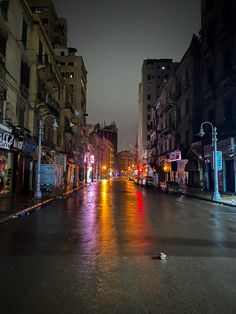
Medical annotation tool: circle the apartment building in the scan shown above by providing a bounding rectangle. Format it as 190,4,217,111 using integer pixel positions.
137,59,178,164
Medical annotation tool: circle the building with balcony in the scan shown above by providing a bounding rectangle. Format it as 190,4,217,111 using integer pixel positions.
153,35,201,186
137,59,178,164
27,0,67,48
201,0,236,192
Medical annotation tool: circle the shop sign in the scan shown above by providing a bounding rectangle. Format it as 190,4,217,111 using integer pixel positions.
0,132,14,150
168,150,181,161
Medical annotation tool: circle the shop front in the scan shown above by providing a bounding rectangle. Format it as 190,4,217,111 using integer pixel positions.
204,137,236,193
0,124,14,197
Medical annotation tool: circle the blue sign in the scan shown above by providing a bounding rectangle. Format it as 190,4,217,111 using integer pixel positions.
213,151,222,171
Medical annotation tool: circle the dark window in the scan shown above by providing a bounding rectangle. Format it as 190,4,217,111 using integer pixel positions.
185,130,189,145
20,62,29,88
60,62,66,66
147,104,151,110
68,62,74,66
186,99,189,115
207,66,214,85
0,32,7,59
177,106,181,122
61,51,65,56
185,70,189,88
147,94,151,100
147,135,150,141
147,114,151,120
224,99,233,121
178,81,181,95
0,0,9,19
21,19,27,49
38,40,43,62
147,74,151,80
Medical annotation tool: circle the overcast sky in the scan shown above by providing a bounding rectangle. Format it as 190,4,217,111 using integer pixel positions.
54,0,201,152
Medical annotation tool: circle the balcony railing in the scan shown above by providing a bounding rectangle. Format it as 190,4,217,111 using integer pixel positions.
161,97,175,113
45,94,60,116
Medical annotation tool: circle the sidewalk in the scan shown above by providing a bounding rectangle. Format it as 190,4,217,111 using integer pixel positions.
0,183,84,224
182,186,236,207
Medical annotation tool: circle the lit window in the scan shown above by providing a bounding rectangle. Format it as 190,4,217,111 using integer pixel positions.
69,73,74,79
161,66,165,70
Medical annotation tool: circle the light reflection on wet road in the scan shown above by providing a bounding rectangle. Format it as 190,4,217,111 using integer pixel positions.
0,178,236,313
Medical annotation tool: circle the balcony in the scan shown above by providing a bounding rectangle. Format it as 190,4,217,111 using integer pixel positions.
45,94,60,116
160,126,172,136
161,97,175,113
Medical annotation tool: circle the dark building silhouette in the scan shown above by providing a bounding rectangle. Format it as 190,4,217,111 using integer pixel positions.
95,122,118,168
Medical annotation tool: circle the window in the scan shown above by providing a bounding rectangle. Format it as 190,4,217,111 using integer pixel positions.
177,106,181,122
68,62,74,66
147,94,151,100
60,51,65,56
185,130,189,145
147,135,150,141
147,104,151,111
0,32,7,58
20,62,29,88
60,62,65,66
21,19,27,49
147,114,151,121
186,99,189,115
69,73,74,79
207,66,214,85
161,66,165,70
185,70,189,88
147,74,151,80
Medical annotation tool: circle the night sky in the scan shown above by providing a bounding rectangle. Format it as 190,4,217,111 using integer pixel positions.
54,0,201,152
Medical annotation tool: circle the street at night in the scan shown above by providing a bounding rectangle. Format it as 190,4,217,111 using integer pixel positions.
0,178,236,313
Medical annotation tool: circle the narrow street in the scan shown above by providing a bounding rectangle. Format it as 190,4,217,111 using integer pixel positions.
0,178,236,313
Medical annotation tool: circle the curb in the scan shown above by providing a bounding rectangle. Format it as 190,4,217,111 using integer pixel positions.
0,184,84,225
182,192,236,208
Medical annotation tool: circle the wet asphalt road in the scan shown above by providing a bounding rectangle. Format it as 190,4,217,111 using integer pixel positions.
0,178,236,314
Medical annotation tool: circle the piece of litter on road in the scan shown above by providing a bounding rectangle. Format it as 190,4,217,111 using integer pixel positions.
152,252,167,260
159,252,167,260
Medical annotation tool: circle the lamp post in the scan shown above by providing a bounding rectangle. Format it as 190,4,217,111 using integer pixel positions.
34,115,58,199
198,121,221,201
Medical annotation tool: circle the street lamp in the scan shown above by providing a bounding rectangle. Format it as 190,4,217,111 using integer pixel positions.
198,121,221,201
34,115,58,199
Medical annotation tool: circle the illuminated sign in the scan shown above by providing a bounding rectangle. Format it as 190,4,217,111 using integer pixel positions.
0,132,14,150
168,150,181,161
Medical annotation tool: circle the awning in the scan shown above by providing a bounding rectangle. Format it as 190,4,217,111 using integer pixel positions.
184,160,198,172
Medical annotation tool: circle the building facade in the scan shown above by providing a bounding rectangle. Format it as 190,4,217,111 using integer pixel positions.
201,0,236,192
137,59,178,164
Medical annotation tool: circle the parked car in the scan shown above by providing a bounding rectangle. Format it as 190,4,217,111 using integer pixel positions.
143,176,153,187
159,181,182,194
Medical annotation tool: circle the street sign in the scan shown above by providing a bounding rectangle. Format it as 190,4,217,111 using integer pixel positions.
213,151,222,171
